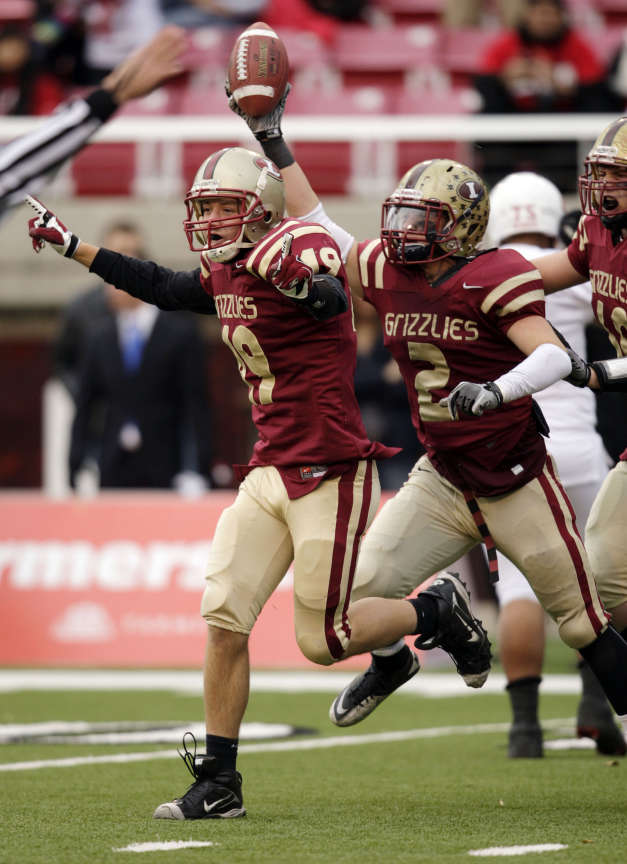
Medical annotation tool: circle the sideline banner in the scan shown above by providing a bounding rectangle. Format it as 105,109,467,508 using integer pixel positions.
0,492,397,669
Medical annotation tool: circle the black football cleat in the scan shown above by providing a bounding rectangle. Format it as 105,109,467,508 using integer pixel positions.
577,698,626,756
508,723,543,758
414,572,491,688
153,734,246,820
329,647,420,727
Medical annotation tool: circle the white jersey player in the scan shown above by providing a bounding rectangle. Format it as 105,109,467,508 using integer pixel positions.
487,172,624,758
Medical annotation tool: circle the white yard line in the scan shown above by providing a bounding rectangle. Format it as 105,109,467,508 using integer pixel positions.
0,668,581,696
468,844,569,857
0,717,574,773
114,841,218,853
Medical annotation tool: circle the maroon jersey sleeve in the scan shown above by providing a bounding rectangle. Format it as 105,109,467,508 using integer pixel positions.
245,218,345,284
465,249,545,335
566,214,593,280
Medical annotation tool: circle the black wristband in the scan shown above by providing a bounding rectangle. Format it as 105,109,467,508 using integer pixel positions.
259,136,295,170
85,88,119,121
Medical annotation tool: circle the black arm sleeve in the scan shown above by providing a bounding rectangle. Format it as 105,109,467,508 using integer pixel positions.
90,249,217,315
305,274,349,321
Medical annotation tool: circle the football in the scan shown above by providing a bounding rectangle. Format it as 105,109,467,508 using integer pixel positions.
227,22,289,118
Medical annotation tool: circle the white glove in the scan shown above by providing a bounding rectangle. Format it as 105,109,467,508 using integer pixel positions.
25,195,81,258
440,381,504,420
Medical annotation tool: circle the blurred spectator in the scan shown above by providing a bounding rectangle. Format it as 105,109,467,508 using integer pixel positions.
160,0,265,29
473,0,615,190
475,0,612,114
80,0,164,82
443,0,524,29
66,221,211,494
0,23,63,114
353,300,422,491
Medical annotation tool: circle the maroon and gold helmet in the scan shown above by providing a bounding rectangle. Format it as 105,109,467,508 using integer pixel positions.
578,117,627,230
381,159,489,265
184,147,284,261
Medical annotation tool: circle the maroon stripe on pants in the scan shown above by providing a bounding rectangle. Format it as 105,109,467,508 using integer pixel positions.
324,462,360,660
539,461,607,635
340,460,374,640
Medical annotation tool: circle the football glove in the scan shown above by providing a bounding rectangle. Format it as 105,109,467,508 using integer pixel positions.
225,81,290,141
26,195,80,258
564,348,591,388
270,233,314,301
441,381,504,420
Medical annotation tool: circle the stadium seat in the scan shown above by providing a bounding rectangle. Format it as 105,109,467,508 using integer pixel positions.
71,143,136,196
374,0,445,25
397,139,473,176
390,85,480,114
285,84,392,114
185,26,237,70
441,28,496,86
0,0,33,22
274,27,331,73
333,24,441,89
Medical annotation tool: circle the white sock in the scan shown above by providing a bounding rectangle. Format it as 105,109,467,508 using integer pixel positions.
372,640,406,658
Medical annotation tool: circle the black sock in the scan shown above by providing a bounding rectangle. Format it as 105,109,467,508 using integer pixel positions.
407,595,439,638
621,627,627,643
372,644,411,671
506,676,541,727
205,734,238,773
579,626,627,714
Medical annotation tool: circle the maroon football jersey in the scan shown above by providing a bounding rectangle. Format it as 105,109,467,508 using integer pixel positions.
568,213,627,462
567,214,627,359
200,219,394,493
357,241,548,495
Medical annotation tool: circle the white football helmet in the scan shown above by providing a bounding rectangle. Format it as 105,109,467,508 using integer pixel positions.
488,172,563,246
184,146,285,262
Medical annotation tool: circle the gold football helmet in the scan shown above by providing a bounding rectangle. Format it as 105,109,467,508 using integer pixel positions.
381,159,489,265
579,116,627,229
184,147,285,262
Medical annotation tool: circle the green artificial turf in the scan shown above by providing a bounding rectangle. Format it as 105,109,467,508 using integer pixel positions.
0,667,624,864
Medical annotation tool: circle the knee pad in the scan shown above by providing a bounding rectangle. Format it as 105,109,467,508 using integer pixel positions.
295,631,337,666
557,613,601,651
200,577,251,634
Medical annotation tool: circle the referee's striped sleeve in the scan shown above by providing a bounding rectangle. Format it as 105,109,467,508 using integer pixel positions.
0,88,118,212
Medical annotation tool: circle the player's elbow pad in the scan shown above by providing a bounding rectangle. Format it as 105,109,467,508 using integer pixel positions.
306,274,348,321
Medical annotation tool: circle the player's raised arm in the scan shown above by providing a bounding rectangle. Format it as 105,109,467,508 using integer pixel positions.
225,37,362,296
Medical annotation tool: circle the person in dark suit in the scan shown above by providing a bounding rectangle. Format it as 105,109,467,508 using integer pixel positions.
65,221,211,492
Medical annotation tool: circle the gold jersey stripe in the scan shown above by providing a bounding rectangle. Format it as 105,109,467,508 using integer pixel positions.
358,240,380,288
496,288,545,317
374,250,386,290
480,270,542,315
245,219,301,274
249,224,329,280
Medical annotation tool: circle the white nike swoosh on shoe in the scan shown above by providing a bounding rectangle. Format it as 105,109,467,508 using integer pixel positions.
203,796,233,813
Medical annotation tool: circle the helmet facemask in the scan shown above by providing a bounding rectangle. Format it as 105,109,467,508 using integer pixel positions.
578,158,627,234
382,194,458,264
184,188,270,262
